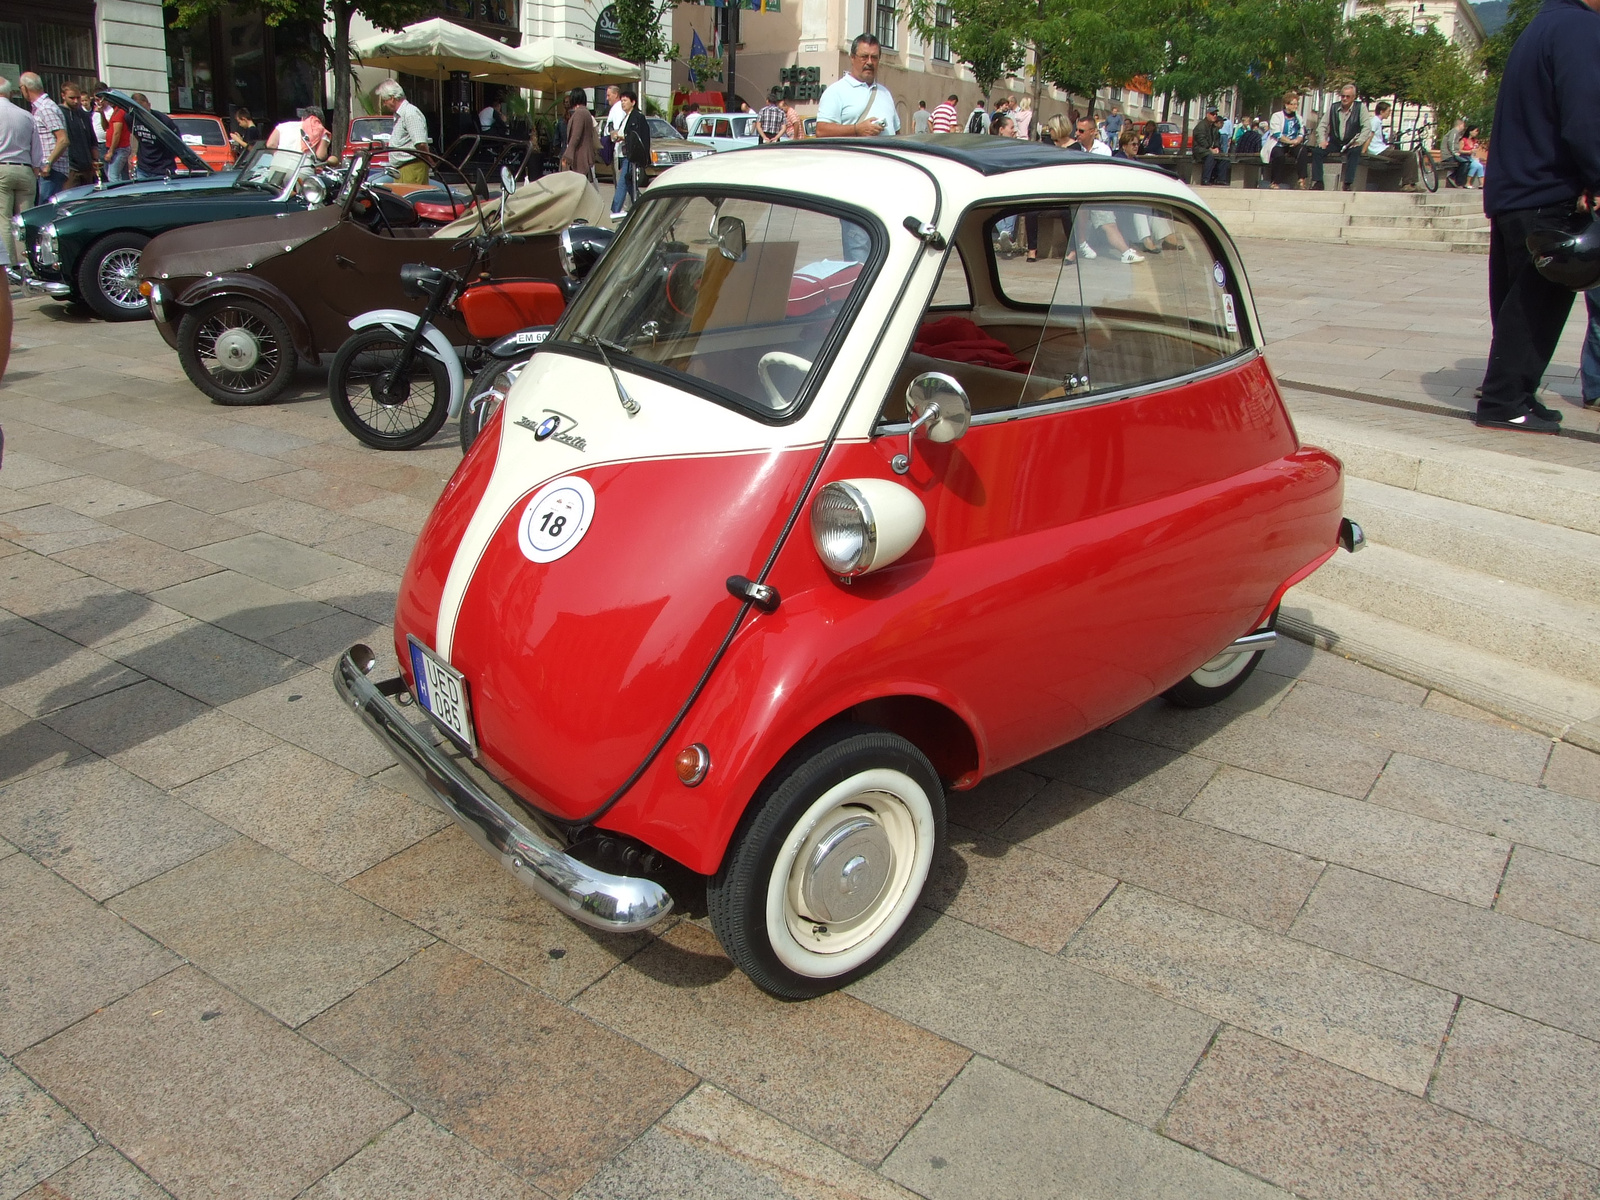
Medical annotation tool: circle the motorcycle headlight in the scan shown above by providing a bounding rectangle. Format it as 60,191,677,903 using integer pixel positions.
810,479,926,577
38,224,59,268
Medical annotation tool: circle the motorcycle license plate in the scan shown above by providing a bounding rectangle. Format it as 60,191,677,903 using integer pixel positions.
407,636,476,752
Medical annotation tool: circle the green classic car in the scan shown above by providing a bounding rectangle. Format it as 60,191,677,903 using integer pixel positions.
16,95,325,320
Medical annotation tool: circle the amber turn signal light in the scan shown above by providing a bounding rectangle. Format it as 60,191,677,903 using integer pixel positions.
674,744,710,787
138,280,153,298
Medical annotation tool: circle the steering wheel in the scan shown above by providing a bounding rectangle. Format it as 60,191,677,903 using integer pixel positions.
756,352,813,409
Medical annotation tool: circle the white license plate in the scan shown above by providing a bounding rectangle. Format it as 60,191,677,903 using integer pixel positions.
407,637,476,751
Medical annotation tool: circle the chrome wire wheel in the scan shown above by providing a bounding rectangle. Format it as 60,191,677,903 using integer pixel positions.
766,768,934,978
97,247,144,312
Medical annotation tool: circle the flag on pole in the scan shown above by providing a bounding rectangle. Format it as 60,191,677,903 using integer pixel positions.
689,29,706,83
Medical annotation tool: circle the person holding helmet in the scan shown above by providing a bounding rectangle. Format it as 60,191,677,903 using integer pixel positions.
1476,0,1600,432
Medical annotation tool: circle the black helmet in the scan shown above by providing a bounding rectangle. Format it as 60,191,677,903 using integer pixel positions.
1526,211,1600,291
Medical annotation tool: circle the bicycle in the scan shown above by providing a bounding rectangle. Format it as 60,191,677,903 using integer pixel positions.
1400,120,1440,193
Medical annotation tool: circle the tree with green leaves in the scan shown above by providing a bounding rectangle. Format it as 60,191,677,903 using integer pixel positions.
614,0,678,97
167,0,433,155
1032,0,1160,118
906,0,1027,100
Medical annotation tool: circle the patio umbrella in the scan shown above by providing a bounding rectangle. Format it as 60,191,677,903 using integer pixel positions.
352,18,536,87
504,38,639,93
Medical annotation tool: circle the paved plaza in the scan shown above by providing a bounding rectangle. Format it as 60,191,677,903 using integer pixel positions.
2,237,1600,1199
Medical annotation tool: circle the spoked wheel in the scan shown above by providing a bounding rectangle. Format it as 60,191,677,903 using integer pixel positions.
177,298,296,405
1162,608,1278,708
459,357,519,454
1418,149,1439,193
328,328,451,450
76,232,150,321
708,725,944,999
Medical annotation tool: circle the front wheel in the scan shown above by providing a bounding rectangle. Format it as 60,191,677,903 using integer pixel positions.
1418,149,1439,193
1162,609,1278,708
328,327,451,450
708,725,944,999
177,297,297,405
76,231,150,321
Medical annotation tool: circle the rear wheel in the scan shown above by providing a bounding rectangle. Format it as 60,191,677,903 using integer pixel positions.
459,357,519,454
328,328,451,451
76,232,150,321
177,297,297,405
708,725,944,999
1162,609,1278,708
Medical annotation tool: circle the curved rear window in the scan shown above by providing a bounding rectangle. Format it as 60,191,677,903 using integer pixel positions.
554,193,875,420
174,118,225,145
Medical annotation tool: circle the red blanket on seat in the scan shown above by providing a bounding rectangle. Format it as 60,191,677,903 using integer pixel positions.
913,316,1031,374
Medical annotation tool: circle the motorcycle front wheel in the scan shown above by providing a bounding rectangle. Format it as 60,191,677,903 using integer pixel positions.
459,357,520,454
328,328,452,451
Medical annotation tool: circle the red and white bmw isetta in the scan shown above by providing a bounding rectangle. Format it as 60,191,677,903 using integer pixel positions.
336,135,1362,997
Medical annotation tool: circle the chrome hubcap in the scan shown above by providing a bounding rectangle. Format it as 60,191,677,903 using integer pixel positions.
213,327,261,372
99,248,143,309
800,815,892,925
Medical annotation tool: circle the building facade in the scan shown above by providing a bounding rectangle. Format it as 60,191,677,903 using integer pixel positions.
0,0,165,101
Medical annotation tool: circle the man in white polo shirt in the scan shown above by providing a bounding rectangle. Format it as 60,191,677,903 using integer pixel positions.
815,35,899,139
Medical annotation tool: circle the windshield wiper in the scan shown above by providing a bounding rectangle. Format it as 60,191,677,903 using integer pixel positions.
584,334,641,418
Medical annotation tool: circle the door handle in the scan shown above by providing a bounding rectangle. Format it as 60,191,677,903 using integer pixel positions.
335,254,356,269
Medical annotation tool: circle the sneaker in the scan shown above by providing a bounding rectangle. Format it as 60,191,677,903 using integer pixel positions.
1078,241,1098,259
1475,409,1561,434
1120,248,1146,264
1528,398,1564,422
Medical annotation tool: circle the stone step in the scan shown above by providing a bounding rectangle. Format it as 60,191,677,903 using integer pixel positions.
1294,542,1600,682
1202,192,1482,214
1293,411,1600,536
1345,213,1488,229
1279,589,1600,749
1342,476,1600,604
1341,225,1486,244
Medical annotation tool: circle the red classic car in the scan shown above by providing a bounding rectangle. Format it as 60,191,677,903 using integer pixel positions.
336,134,1362,997
171,113,232,173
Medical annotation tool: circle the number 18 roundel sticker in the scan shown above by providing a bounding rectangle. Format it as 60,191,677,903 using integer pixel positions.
518,476,595,563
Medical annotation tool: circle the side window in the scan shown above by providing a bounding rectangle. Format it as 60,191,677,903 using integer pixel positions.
713,118,733,138
931,246,971,308
1074,204,1248,393
882,201,1248,426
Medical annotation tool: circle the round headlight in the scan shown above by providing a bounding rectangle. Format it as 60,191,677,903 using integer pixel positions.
558,224,577,276
811,481,874,576
39,223,59,267
811,478,928,578
299,176,326,205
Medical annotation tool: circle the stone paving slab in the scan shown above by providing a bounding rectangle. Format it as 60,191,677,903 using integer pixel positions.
4,243,1600,1196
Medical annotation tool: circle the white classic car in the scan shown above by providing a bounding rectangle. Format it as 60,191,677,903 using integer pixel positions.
683,112,763,152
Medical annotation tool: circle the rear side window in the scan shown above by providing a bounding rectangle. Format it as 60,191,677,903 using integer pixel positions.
988,201,1247,398
882,201,1248,424
175,118,225,145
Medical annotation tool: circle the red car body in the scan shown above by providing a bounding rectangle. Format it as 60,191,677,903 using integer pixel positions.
171,114,231,172
335,139,1354,993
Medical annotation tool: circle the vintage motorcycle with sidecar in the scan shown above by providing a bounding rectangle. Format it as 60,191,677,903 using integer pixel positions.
141,160,607,406
335,135,1366,998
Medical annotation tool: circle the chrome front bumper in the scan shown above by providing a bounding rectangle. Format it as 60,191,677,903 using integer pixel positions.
18,264,71,297
334,645,674,933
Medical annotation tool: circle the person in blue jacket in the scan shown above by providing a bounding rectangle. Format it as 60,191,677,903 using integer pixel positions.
1476,0,1600,432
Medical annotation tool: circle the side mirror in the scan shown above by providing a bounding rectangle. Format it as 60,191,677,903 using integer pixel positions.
714,214,746,261
893,372,971,474
500,165,517,196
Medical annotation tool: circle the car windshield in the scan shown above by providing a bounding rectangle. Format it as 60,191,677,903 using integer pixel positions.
234,146,308,192
648,117,682,141
555,192,874,419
